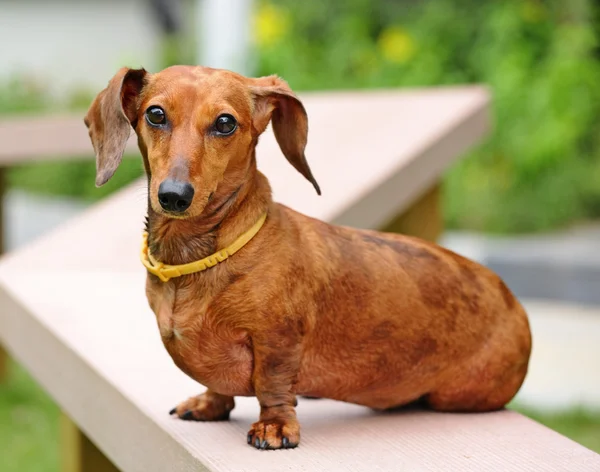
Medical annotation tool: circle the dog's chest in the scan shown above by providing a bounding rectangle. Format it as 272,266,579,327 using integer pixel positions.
146,278,254,395
149,282,195,341
147,280,211,343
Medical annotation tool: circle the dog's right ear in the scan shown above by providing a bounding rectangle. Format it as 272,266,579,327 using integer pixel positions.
84,67,147,187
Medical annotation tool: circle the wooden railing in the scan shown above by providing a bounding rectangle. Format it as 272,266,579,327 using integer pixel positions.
2,87,593,471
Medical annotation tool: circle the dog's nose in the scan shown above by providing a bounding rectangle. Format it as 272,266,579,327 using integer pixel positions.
158,180,194,213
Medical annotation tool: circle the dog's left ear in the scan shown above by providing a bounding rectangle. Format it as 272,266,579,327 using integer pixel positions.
84,67,147,187
249,76,321,195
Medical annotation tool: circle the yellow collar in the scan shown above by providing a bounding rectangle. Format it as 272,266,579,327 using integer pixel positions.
140,213,268,282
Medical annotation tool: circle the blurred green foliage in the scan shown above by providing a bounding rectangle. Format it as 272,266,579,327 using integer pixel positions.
514,404,600,453
2,0,600,233
252,0,600,233
0,77,49,114
0,360,59,472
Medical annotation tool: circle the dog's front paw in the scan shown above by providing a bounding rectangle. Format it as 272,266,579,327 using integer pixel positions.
169,391,234,421
247,418,300,450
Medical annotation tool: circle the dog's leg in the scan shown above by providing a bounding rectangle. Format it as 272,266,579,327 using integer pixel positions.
169,389,234,421
247,327,302,450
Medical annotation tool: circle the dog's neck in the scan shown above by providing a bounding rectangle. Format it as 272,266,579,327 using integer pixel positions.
145,163,272,266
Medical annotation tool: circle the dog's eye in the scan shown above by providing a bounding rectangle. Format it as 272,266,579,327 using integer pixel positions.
215,114,237,135
145,106,166,126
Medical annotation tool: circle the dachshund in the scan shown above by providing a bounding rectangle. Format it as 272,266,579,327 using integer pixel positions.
84,65,531,450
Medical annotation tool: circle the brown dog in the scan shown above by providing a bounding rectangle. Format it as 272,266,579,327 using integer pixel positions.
85,65,532,450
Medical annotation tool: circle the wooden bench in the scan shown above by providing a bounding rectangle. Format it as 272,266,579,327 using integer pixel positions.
1,87,597,471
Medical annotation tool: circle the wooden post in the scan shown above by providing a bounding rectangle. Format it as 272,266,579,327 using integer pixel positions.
0,166,7,381
381,183,443,242
61,413,121,472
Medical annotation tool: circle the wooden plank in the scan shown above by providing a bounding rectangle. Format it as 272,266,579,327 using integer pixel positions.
0,282,209,472
0,87,488,180
259,87,490,229
0,114,138,164
0,87,489,268
0,274,598,471
61,413,121,472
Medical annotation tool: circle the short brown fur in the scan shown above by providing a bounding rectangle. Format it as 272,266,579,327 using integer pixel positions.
85,65,532,450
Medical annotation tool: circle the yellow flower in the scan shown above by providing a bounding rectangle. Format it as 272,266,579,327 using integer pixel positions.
521,1,546,23
377,26,416,64
253,3,290,47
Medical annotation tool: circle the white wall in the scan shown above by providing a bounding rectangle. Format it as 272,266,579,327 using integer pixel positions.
0,0,161,97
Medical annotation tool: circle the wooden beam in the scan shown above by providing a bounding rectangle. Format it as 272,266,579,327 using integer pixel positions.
381,182,443,242
61,413,120,472
0,115,138,165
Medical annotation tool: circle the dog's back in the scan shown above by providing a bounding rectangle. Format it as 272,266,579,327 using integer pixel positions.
278,205,532,411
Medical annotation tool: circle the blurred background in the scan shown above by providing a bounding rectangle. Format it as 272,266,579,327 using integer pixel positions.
1,0,599,470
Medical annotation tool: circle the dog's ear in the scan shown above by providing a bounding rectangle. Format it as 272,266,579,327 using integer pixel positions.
84,67,147,187
249,75,320,195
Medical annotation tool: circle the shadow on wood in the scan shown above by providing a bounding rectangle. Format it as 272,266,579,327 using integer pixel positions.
382,183,442,242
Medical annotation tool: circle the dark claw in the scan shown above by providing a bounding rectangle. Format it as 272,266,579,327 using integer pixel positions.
247,434,253,445
260,440,268,450
181,410,194,420
282,437,289,448
254,438,260,448
169,408,176,415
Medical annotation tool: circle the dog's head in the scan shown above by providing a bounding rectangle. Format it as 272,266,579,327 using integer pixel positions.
84,65,320,218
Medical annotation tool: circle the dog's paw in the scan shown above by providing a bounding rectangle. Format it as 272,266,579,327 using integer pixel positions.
169,392,234,421
247,419,300,450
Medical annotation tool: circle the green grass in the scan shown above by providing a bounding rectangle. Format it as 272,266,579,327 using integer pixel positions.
0,359,598,472
512,405,600,453
0,360,60,472
7,158,144,203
